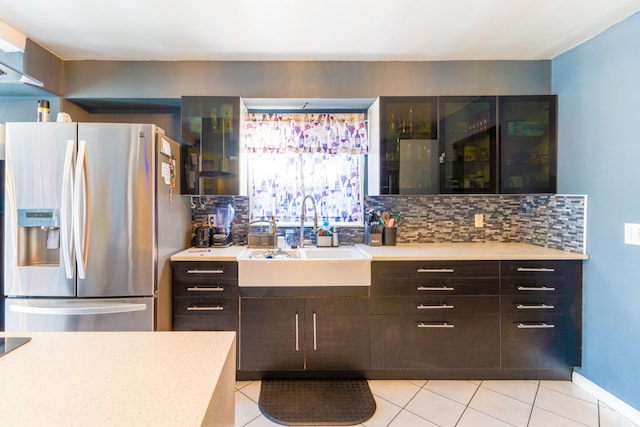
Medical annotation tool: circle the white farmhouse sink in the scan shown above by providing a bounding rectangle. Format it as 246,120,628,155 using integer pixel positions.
238,246,371,287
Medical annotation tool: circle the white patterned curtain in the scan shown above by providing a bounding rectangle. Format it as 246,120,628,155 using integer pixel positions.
245,113,367,225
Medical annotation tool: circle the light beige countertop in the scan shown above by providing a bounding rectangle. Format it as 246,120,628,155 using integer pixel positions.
355,242,588,261
0,331,236,427
171,243,587,262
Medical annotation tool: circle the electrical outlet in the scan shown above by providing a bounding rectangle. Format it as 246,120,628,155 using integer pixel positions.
208,214,216,227
474,214,484,228
624,223,640,245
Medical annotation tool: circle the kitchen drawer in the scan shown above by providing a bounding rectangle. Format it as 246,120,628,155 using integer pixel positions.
172,261,238,284
501,260,570,277
370,296,499,315
370,314,500,369
173,314,238,331
372,261,499,284
501,277,565,296
372,277,499,296
173,297,239,316
501,314,565,368
501,296,564,315
173,281,238,298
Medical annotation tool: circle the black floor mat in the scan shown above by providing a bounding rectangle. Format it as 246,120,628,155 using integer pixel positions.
258,379,376,426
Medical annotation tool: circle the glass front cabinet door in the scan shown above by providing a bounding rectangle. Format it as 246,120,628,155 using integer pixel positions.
499,95,557,193
439,97,497,193
379,97,438,194
181,96,241,195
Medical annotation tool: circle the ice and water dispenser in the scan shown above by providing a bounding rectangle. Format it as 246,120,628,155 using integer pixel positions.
17,209,61,266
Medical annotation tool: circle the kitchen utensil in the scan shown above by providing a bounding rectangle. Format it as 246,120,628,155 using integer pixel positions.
381,211,390,226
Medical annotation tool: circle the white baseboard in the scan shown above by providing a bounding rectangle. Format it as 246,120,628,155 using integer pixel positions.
572,371,640,425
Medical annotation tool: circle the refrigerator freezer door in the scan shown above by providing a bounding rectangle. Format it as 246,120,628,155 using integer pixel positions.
76,123,156,297
4,123,77,297
4,297,154,331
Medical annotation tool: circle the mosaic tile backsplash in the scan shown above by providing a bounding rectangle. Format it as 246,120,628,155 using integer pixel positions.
189,194,586,253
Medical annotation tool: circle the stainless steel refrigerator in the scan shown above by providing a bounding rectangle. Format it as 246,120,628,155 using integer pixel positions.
4,122,191,331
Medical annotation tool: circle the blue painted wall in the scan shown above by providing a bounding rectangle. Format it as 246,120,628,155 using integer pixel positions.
553,12,640,410
0,96,60,124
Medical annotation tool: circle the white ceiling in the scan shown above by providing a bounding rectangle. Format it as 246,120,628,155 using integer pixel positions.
0,0,639,61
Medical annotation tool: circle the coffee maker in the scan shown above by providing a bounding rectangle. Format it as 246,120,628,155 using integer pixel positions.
192,226,212,247
211,202,235,247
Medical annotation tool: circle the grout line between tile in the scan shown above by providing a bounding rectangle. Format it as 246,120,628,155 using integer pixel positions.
539,381,601,405
526,381,541,427
454,380,482,426
382,380,436,426
477,379,543,406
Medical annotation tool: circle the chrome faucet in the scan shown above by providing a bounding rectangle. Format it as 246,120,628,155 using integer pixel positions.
300,195,318,248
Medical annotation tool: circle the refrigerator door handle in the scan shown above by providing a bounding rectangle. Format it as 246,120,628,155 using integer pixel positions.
9,303,147,316
74,140,89,279
60,139,75,279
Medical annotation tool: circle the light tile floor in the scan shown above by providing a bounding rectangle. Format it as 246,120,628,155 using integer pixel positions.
235,379,639,427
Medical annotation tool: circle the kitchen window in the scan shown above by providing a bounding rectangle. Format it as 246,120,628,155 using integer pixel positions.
244,112,367,225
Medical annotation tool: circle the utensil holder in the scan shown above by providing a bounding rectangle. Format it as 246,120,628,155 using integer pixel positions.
382,227,397,246
317,236,333,247
365,226,382,246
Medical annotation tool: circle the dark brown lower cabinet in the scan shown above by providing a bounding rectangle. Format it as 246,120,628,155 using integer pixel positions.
240,296,369,372
172,261,239,332
500,260,583,370
370,314,500,369
369,259,582,376
501,314,566,369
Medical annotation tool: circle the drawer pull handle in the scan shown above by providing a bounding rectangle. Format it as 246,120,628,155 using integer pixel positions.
186,306,224,311
312,312,318,351
516,267,555,273
295,313,300,352
418,322,454,328
417,268,455,273
417,304,454,310
516,304,555,310
517,286,556,292
186,269,225,274
417,286,455,291
517,322,555,329
187,286,224,292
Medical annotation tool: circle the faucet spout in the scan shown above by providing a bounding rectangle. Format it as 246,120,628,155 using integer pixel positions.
300,195,318,248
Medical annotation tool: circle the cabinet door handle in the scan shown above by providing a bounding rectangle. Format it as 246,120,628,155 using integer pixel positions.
417,268,455,273
417,286,455,291
295,313,300,352
517,322,555,329
418,322,454,328
186,269,225,274
417,304,454,310
516,304,555,310
312,312,317,351
186,305,223,311
516,267,555,273
517,286,556,292
187,286,224,292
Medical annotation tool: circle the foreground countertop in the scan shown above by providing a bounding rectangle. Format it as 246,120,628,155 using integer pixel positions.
171,242,587,262
0,331,236,427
